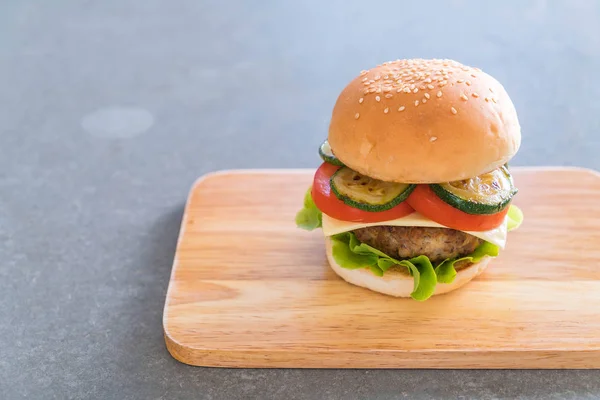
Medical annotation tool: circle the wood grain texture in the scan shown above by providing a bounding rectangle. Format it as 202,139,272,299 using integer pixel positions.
163,167,600,368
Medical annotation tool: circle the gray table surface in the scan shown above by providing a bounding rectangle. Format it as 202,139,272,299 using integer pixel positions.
2,1,600,399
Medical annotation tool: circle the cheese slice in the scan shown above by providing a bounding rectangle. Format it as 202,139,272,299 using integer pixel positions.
322,212,509,249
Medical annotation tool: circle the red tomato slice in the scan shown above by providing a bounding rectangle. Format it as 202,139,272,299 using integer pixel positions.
406,185,509,232
311,162,415,223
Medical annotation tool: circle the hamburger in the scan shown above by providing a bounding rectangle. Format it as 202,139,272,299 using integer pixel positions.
296,58,524,301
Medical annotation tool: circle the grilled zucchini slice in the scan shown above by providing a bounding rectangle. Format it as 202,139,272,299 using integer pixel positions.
430,166,517,215
330,167,415,212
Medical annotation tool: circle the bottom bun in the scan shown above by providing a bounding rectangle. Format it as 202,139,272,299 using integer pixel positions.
324,237,491,298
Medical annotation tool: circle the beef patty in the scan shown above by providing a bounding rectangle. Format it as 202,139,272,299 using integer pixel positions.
353,226,482,264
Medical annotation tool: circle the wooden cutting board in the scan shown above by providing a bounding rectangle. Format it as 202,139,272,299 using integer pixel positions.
162,167,600,369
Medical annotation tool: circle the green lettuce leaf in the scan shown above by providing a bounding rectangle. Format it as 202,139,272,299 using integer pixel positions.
434,241,499,283
331,232,437,301
507,204,524,231
330,231,499,301
295,187,322,230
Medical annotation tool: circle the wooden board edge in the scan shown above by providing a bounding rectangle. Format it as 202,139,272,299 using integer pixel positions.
162,336,600,369
171,166,600,182
511,165,600,177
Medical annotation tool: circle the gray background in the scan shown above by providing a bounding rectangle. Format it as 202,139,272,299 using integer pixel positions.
2,1,600,399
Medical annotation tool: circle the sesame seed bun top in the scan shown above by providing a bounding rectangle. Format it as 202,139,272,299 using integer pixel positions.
327,58,521,183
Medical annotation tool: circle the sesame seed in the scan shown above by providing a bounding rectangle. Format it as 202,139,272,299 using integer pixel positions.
422,98,427,103
375,75,381,80
398,106,405,112
359,97,364,104
451,107,457,114
397,88,403,93
492,97,497,103
465,80,471,86
489,87,494,93
437,91,443,98
460,93,469,101
375,95,381,102
472,92,479,98
413,88,419,93
376,88,382,93
383,87,391,92
471,74,477,78
424,93,430,99
427,84,435,90
384,107,389,114
355,113,360,119
420,85,426,90
364,89,369,95
360,70,367,75
362,77,368,82
410,84,416,89
384,75,389,79
385,93,393,98
415,100,419,106
485,97,490,102
430,136,437,142
424,78,432,83
404,87,411,93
